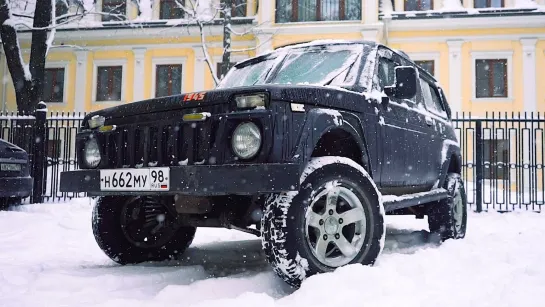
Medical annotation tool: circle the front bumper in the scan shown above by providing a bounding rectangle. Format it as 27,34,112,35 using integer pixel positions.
0,176,32,198
60,163,300,196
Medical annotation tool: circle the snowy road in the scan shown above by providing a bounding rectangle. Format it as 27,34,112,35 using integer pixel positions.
0,198,544,307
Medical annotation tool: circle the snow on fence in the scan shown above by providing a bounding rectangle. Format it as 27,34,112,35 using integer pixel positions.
1,111,545,212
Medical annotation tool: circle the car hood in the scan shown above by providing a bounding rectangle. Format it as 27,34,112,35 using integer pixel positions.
0,139,28,160
82,84,368,126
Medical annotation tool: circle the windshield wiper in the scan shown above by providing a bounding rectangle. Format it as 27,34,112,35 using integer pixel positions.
322,63,353,86
322,54,359,86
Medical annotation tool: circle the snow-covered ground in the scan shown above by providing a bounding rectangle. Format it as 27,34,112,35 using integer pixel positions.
1,198,544,307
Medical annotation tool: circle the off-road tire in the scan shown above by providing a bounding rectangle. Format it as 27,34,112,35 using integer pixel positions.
261,157,385,288
427,173,467,241
0,197,22,210
92,196,196,264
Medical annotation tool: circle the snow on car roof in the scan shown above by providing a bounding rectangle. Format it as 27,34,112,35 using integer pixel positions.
235,39,376,68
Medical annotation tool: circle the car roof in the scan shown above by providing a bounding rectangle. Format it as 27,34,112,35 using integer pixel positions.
235,39,440,84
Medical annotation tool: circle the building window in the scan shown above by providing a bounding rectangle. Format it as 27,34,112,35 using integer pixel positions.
475,59,507,98
405,0,433,11
96,66,123,101
102,0,127,22
222,0,247,17
415,60,434,76
483,139,508,180
55,0,69,21
216,62,236,79
276,0,361,23
155,64,183,97
43,68,65,103
232,0,248,17
474,0,504,8
160,0,184,19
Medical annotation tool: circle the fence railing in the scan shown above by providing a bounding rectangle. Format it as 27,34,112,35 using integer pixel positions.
453,112,545,213
1,111,544,212
1,111,85,202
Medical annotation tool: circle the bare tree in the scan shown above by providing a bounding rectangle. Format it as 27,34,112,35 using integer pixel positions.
0,0,102,113
0,0,53,113
173,0,269,86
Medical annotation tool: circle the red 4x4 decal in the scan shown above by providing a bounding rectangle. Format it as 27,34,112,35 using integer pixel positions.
183,92,206,102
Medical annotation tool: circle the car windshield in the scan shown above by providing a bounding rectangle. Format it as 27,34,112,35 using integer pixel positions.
217,44,366,88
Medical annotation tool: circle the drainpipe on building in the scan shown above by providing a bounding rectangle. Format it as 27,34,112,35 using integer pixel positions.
382,15,391,46
0,50,6,113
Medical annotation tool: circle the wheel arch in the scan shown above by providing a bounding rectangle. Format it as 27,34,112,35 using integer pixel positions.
291,108,372,178
437,141,462,188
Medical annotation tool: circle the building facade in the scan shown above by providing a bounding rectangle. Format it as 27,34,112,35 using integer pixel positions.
0,0,544,116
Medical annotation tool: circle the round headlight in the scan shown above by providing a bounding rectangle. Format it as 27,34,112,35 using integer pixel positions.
84,138,101,168
231,122,262,159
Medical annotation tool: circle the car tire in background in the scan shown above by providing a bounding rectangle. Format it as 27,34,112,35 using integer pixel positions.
0,197,22,211
92,196,196,264
260,156,385,287
427,173,468,241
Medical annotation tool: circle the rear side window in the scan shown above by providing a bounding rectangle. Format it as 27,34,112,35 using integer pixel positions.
419,78,447,118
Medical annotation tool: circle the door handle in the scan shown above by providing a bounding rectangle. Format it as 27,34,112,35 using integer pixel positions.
425,116,433,126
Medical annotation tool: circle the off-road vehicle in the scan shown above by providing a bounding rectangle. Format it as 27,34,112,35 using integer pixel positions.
60,40,467,287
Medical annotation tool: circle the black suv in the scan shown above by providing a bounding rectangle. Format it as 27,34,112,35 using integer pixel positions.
60,40,467,287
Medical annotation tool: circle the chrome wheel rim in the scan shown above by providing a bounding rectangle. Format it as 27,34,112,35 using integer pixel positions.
304,183,367,267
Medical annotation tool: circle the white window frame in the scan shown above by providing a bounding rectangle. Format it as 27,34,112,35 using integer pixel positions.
43,61,70,105
151,57,187,98
92,59,127,104
471,51,513,102
408,52,440,81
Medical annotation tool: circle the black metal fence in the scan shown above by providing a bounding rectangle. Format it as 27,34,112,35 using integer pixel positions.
453,112,545,213
1,111,85,203
1,111,544,212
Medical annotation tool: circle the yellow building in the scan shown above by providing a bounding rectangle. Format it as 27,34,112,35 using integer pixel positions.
1,0,544,116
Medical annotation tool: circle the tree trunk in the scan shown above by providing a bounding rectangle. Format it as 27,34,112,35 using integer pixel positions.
28,0,53,109
0,0,52,150
221,0,232,80
0,0,51,113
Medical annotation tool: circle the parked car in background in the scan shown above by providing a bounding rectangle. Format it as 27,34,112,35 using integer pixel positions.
0,139,32,209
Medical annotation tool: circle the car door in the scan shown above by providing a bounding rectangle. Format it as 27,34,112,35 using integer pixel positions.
417,74,451,187
374,49,432,193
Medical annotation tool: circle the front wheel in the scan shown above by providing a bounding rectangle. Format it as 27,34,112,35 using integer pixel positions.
261,157,385,287
92,196,196,264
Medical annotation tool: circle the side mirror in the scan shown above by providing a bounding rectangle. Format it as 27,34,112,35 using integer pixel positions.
384,66,418,100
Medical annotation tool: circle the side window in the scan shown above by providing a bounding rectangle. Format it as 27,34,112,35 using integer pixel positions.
429,86,447,117
377,57,396,91
419,78,447,118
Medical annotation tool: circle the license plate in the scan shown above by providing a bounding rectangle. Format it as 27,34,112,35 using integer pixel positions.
99,168,170,191
1,163,21,171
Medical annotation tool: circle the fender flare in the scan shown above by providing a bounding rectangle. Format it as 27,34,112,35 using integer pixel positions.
436,140,462,188
291,108,371,177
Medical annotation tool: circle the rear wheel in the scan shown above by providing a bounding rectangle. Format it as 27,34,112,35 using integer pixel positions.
92,196,196,264
427,173,467,241
261,157,385,287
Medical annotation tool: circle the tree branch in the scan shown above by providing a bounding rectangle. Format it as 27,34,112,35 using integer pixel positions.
46,0,57,56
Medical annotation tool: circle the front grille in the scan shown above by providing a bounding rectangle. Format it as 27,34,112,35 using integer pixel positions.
100,119,213,168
